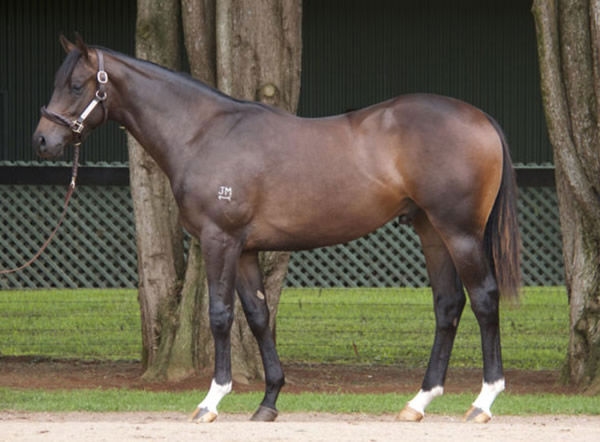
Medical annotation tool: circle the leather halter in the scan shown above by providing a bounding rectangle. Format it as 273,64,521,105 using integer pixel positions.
40,49,109,146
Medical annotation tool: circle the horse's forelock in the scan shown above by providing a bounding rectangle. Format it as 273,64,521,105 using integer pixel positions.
54,49,83,88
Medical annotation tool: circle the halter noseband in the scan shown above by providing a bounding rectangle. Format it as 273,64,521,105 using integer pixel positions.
40,49,109,146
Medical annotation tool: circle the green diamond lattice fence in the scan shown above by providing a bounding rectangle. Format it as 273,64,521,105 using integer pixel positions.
0,185,137,288
0,185,563,289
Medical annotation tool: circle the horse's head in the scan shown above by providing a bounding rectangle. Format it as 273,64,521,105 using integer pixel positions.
33,35,108,158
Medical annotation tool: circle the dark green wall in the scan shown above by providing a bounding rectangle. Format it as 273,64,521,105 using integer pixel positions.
298,0,551,164
1,0,550,165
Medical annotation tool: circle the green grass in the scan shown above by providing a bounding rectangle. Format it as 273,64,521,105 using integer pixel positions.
1,388,597,415
0,289,140,360
0,287,569,369
0,287,586,416
278,287,568,369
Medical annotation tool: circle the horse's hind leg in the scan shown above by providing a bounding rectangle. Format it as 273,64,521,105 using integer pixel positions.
235,251,285,421
399,212,466,422
444,233,504,423
429,217,505,423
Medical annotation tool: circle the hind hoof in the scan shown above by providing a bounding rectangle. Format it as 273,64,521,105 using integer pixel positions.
398,404,424,422
463,406,491,423
190,407,218,423
250,405,278,422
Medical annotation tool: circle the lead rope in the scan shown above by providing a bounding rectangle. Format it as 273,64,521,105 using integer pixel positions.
0,145,80,275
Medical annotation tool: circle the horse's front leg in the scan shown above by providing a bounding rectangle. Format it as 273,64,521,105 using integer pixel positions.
236,251,285,422
190,227,243,424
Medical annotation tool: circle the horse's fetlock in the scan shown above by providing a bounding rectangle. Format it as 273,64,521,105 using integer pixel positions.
272,373,285,389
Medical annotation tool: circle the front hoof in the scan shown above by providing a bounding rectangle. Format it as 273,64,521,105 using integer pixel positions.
190,407,218,423
397,404,424,422
463,406,491,423
250,405,278,422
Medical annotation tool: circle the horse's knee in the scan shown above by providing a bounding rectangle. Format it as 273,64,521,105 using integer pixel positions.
209,302,233,335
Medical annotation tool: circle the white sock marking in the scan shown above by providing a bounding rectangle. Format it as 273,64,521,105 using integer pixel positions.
472,378,505,417
407,386,444,415
197,379,232,415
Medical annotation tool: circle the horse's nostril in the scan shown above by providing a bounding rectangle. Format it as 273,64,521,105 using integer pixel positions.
39,135,46,146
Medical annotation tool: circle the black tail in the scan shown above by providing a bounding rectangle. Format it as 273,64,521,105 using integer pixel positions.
484,116,521,301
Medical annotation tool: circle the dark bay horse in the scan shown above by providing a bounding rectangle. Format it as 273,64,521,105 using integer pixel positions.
33,37,520,424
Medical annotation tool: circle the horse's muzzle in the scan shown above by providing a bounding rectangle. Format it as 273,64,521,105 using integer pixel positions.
32,130,66,158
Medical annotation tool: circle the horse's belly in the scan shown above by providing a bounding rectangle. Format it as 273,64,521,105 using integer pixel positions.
245,197,416,252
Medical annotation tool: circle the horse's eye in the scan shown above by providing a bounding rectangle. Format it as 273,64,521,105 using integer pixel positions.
71,83,83,94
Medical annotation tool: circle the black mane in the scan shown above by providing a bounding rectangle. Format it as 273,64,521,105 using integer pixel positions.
93,46,284,115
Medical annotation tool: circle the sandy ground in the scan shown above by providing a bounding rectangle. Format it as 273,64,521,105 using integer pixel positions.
1,359,596,441
1,412,599,442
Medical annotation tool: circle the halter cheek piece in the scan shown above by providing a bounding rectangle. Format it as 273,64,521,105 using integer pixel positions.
40,49,109,146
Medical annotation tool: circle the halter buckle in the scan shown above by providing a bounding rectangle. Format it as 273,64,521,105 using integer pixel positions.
71,120,84,134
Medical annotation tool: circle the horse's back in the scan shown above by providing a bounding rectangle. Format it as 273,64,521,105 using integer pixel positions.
237,94,502,250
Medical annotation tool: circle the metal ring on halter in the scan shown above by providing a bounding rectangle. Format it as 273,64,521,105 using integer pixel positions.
97,70,108,84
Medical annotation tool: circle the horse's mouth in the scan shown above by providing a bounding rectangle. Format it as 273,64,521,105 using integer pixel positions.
36,144,66,159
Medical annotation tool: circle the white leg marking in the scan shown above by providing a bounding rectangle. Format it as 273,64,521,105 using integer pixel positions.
407,386,444,415
472,378,505,417
197,379,233,415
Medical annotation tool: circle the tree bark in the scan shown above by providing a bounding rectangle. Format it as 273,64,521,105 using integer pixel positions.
214,0,302,383
130,0,185,372
182,0,217,85
532,0,600,392
131,0,302,382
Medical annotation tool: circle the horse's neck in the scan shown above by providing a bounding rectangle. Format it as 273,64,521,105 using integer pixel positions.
107,53,231,178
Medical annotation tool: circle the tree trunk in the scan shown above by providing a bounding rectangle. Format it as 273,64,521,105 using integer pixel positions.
214,0,302,383
130,0,186,372
532,0,600,392
131,0,302,382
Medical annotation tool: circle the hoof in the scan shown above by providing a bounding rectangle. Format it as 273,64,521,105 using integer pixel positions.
190,407,218,423
463,406,491,423
250,405,278,422
397,404,424,422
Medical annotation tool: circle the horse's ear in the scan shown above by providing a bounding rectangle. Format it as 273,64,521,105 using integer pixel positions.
59,34,75,54
74,32,89,60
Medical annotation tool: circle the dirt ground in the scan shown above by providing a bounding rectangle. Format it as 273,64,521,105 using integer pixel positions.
2,412,600,442
2,357,598,441
0,356,578,395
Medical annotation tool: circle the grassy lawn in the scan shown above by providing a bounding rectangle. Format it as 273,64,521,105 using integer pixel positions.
0,287,568,369
278,287,568,369
1,388,597,415
0,287,589,415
